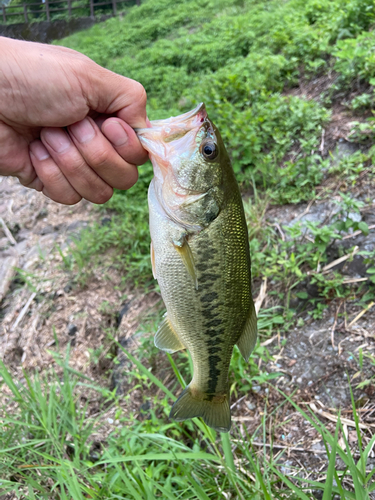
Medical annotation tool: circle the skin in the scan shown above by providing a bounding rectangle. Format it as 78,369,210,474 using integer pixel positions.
0,36,149,205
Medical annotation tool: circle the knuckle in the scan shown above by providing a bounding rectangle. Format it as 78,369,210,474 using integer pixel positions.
133,82,147,106
61,157,85,176
42,169,64,188
90,148,110,168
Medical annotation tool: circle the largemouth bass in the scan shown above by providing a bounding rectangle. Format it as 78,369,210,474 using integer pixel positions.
137,103,257,433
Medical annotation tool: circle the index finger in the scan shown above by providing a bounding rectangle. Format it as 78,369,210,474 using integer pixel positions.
85,67,148,129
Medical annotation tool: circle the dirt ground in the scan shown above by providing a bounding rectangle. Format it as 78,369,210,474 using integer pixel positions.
0,167,375,488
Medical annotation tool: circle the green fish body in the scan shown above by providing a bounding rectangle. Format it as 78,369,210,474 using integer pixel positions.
137,104,257,432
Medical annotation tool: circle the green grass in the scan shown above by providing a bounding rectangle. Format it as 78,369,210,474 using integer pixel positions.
1,344,374,499
3,0,375,497
57,0,375,295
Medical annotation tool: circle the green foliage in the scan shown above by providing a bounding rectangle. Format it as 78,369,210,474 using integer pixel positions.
54,0,375,193
57,0,375,202
2,344,374,499
56,0,375,318
57,0,338,201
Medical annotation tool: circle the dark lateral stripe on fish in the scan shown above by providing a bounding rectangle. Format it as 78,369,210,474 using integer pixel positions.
207,355,222,394
207,346,221,354
197,245,217,256
205,319,223,328
201,292,218,302
196,274,226,395
196,263,208,272
199,273,220,284
201,308,220,320
205,332,224,343
206,335,224,345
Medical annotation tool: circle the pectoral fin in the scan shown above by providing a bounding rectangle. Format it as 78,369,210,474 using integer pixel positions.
173,238,198,290
237,299,258,362
155,314,186,353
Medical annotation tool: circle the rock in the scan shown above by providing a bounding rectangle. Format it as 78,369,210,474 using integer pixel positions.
330,139,360,167
65,220,89,243
23,233,59,269
39,224,59,235
67,323,78,336
36,208,48,219
138,401,151,420
246,402,256,410
111,336,134,394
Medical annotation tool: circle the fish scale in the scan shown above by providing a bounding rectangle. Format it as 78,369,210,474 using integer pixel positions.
137,103,257,432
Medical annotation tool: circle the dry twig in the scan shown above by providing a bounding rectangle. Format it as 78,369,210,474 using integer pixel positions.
348,302,375,328
255,278,267,316
0,217,17,245
11,292,37,331
308,403,375,430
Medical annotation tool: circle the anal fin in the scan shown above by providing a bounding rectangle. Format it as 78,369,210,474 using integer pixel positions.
237,299,258,362
155,314,185,353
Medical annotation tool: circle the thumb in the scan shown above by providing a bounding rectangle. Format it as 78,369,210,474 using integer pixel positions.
84,64,148,129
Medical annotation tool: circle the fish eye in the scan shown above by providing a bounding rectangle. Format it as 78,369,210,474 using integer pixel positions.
200,140,219,161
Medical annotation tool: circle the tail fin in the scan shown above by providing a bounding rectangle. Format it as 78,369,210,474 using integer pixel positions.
169,386,231,433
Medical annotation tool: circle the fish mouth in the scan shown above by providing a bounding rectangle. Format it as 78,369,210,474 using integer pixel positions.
135,103,209,174
136,102,207,138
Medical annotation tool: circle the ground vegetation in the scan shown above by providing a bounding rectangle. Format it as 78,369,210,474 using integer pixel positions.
1,0,375,497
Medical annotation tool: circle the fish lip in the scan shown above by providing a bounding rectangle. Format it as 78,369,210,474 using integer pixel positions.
135,103,210,180
135,102,207,135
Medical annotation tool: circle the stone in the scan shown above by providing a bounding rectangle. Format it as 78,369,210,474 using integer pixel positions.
67,323,78,336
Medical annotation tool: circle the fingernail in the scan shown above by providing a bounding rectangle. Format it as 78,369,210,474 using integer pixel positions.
29,141,50,161
103,120,128,147
69,118,95,144
146,117,152,128
43,128,71,153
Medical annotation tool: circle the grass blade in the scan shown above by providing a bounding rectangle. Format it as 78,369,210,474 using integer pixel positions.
114,339,176,401
322,415,339,500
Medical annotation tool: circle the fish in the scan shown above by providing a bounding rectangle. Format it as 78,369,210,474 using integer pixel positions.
136,103,257,433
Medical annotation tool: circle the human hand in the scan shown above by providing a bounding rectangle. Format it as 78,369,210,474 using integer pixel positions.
0,36,149,205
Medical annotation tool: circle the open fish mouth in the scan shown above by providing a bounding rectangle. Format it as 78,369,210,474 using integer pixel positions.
136,103,210,169
137,102,207,137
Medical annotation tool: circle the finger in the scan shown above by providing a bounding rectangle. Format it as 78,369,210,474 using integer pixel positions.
29,140,82,205
101,117,149,166
40,127,113,204
0,122,42,190
67,117,139,190
85,68,148,128
25,174,44,192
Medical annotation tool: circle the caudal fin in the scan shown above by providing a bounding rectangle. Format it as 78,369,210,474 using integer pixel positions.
169,386,231,432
